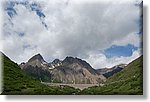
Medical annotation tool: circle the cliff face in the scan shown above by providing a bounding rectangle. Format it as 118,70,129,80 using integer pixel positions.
20,54,106,84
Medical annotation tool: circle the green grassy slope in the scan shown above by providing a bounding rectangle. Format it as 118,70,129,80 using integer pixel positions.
80,56,143,95
1,53,79,95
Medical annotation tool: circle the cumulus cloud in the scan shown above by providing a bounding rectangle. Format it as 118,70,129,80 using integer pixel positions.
112,32,142,47
85,49,141,68
1,0,142,68
0,0,3,51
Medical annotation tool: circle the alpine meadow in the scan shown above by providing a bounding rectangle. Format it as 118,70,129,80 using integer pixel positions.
0,0,143,95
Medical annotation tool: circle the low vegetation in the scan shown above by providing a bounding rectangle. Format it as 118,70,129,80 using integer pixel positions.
1,53,143,95
79,56,143,95
2,54,79,95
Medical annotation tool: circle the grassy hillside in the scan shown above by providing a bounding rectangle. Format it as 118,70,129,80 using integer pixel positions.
1,53,79,95
80,56,143,95
1,53,143,95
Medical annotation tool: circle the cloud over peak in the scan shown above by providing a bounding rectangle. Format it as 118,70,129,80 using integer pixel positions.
1,0,142,68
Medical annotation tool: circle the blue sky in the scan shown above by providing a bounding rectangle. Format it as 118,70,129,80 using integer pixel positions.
104,44,138,58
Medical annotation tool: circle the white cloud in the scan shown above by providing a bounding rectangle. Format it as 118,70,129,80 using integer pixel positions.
112,32,142,47
85,49,141,68
1,0,142,68
0,0,4,51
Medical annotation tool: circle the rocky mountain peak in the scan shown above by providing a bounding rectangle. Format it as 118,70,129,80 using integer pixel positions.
20,55,106,84
63,56,90,66
62,56,97,75
62,56,76,64
52,59,62,64
28,53,46,63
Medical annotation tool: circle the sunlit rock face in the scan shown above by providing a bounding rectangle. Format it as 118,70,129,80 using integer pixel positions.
20,54,106,84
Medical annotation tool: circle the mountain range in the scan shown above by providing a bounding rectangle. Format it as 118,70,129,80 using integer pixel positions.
20,54,106,84
1,52,143,95
20,54,128,84
96,64,127,78
80,55,143,95
1,52,79,95
1,0,143,95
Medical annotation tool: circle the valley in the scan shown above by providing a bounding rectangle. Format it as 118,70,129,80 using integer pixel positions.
41,82,103,90
1,52,143,95
1,0,143,95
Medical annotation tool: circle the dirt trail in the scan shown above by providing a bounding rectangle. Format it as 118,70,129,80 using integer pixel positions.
41,82,104,90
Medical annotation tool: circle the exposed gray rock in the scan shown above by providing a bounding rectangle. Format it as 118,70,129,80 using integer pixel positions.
96,64,127,78
20,54,106,84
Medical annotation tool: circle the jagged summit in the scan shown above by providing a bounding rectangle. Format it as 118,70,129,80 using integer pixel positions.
63,56,90,66
63,56,93,70
28,53,45,63
51,59,62,64
25,53,48,68
63,56,77,64
20,54,106,84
